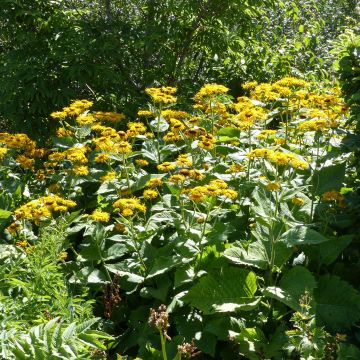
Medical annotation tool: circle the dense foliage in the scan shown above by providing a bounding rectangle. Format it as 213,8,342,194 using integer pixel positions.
1,78,360,358
0,0,359,136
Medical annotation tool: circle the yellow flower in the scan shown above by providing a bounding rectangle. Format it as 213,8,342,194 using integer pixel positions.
146,178,163,188
73,165,89,176
95,153,110,163
266,182,281,191
143,189,158,199
274,77,309,88
209,179,228,189
122,208,134,217
176,154,192,167
161,110,188,120
100,171,116,182
292,197,305,206
127,122,147,134
322,191,344,202
157,162,176,172
0,147,8,160
168,174,186,184
76,113,96,125
163,131,181,142
187,186,209,202
6,222,21,234
189,169,205,181
221,189,238,199
135,159,149,167
170,118,186,133
16,239,29,249
94,111,125,122
242,81,258,91
137,109,153,117
51,111,68,120
16,155,35,169
226,164,245,173
194,83,229,102
115,141,132,154
91,209,110,222
145,87,177,104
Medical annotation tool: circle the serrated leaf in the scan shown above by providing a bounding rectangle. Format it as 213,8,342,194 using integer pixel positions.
315,275,360,331
184,267,257,314
75,318,99,334
61,323,76,342
77,333,106,350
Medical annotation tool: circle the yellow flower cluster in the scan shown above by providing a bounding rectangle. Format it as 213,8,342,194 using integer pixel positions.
194,84,229,102
14,195,76,222
247,148,309,169
145,87,177,104
161,110,189,120
298,119,337,132
248,77,309,102
91,209,110,222
0,132,47,169
50,99,93,119
0,132,36,152
184,179,238,202
322,191,344,202
94,111,125,122
113,197,146,217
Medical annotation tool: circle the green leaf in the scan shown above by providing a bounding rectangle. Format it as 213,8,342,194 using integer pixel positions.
217,127,241,138
281,226,329,246
184,267,257,314
318,235,352,265
223,241,268,269
264,266,316,312
0,209,12,219
234,327,268,360
146,256,183,279
314,275,360,331
312,163,346,195
77,333,106,350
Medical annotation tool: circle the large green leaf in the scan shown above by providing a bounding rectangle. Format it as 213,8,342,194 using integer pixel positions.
264,266,316,312
184,267,257,314
224,241,268,269
281,226,329,246
312,163,346,195
314,275,360,331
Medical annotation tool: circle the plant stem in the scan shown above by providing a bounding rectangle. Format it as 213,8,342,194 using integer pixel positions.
160,331,168,360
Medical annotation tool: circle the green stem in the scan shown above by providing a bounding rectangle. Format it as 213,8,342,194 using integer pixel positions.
160,331,168,360
128,218,147,274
